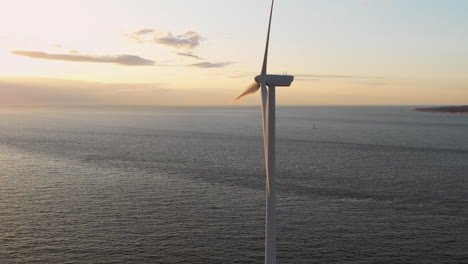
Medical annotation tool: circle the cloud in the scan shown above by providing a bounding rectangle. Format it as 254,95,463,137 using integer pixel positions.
229,73,252,79
189,62,233,68
126,28,155,43
126,28,232,68
229,73,358,79
294,74,362,82
154,31,202,50
176,52,203,60
296,74,358,79
11,50,155,66
134,28,155,35
127,29,203,51
361,82,388,86
0,77,228,106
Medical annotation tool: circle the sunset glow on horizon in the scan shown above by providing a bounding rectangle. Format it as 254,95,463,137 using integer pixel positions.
1,0,467,106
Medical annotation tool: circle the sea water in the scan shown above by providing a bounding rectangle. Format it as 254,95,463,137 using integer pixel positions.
1,106,467,263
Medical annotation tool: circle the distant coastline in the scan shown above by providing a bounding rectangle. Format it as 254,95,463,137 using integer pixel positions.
413,105,468,114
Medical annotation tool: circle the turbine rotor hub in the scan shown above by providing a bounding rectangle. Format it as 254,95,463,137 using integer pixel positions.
254,75,264,83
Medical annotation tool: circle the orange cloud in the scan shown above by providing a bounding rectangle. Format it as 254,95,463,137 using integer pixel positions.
11,50,155,66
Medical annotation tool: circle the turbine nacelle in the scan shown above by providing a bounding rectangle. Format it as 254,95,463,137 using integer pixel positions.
255,74,294,87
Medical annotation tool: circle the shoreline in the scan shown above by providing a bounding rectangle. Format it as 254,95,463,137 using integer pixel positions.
412,109,468,115
413,105,468,115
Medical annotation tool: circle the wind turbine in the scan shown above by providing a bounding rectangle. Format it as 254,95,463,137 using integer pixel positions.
233,0,294,263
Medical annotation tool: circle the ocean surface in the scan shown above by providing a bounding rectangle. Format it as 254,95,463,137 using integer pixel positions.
1,106,467,263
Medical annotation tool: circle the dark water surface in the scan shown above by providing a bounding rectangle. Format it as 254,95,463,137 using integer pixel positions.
1,106,467,263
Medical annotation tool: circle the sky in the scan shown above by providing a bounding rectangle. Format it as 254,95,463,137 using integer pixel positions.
1,0,467,106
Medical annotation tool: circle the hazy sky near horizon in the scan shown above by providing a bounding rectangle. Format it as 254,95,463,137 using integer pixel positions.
1,0,467,106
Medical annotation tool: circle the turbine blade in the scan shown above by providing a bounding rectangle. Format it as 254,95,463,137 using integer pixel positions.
232,82,260,102
260,82,270,194
261,0,274,77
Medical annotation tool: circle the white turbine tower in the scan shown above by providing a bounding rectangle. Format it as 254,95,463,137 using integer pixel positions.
233,0,294,263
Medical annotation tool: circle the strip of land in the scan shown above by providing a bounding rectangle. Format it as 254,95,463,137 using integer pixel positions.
413,105,468,114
